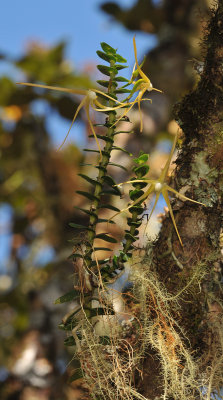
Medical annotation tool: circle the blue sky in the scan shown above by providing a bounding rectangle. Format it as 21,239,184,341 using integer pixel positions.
1,0,157,147
2,0,156,72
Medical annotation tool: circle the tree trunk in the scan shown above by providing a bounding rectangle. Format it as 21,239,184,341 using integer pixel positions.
139,2,223,398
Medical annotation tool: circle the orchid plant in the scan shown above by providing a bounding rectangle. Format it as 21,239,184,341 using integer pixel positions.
40,39,209,393
111,133,206,247
17,37,162,161
16,82,133,160
112,36,162,132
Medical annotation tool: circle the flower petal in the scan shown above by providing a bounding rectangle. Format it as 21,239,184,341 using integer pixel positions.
17,82,87,95
133,36,150,84
57,97,87,151
162,188,183,247
167,186,206,206
85,102,102,162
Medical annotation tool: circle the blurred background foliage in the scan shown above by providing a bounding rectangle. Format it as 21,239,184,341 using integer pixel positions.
0,1,213,399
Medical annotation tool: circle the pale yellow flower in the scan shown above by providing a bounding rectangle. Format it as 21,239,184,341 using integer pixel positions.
111,134,206,247
17,82,132,161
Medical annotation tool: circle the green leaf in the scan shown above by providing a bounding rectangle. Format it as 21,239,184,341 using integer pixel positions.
68,253,84,260
115,64,127,70
83,148,100,153
96,50,115,63
68,368,83,382
117,251,129,262
129,189,144,201
97,65,118,76
91,259,108,266
58,322,73,331
124,232,137,243
133,153,149,164
76,191,99,202
101,189,120,196
55,289,80,304
69,223,90,230
102,175,117,188
115,88,131,94
112,146,132,156
96,233,117,243
64,336,76,346
88,134,113,143
100,264,112,273
108,162,127,171
94,247,113,252
132,180,148,189
115,54,127,63
115,76,129,82
74,206,96,217
127,219,141,228
100,42,116,54
97,218,115,224
133,165,150,177
99,204,120,212
97,79,109,88
65,306,82,323
114,130,134,135
96,165,107,173
78,173,100,187
129,205,144,214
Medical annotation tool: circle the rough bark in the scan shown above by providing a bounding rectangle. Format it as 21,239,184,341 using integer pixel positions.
139,2,223,398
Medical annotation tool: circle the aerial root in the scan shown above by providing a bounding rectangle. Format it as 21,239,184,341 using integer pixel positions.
72,254,223,400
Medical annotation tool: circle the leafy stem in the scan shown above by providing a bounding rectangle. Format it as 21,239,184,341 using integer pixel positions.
84,59,118,267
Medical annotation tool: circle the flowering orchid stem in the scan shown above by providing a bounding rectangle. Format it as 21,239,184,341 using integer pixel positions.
84,59,118,267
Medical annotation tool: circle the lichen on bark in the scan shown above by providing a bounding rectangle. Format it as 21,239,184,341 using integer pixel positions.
138,2,223,398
